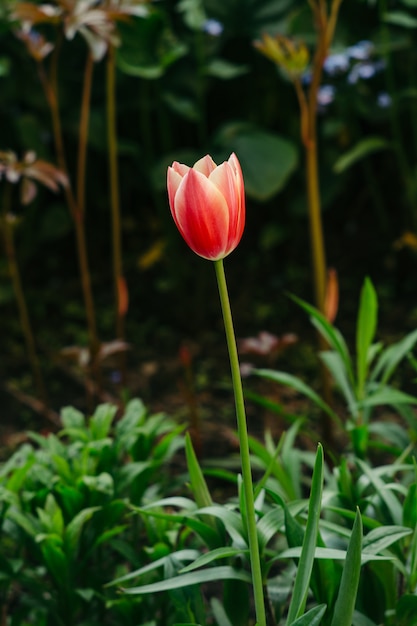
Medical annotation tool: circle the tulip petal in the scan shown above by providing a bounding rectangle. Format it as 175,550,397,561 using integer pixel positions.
171,161,190,177
167,167,184,230
193,154,217,177
174,168,230,260
209,157,245,250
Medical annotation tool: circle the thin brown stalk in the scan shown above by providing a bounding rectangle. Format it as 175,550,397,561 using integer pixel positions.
106,47,125,337
1,185,47,404
38,44,100,373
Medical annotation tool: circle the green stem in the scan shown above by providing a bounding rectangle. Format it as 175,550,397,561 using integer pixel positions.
76,51,100,368
214,259,266,626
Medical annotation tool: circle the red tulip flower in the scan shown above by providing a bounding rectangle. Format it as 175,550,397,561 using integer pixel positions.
167,153,245,261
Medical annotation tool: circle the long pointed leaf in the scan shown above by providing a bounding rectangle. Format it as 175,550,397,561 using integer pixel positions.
286,444,324,624
253,370,339,423
330,509,363,626
356,278,378,400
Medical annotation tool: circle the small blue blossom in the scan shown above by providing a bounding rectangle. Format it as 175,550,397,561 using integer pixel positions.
323,53,350,76
377,92,392,108
109,370,122,384
203,19,224,36
317,84,335,109
347,59,385,84
347,40,374,61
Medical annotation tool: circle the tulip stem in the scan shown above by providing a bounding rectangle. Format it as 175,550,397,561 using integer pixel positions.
214,259,266,626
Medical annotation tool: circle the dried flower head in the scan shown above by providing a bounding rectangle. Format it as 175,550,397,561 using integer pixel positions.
12,0,150,61
254,33,309,80
0,149,68,204
15,29,54,61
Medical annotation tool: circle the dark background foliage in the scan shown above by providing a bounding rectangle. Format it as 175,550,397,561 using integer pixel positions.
1,0,417,425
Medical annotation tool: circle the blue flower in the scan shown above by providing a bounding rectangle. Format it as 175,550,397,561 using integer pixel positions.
203,19,224,36
323,53,350,75
377,92,392,108
347,40,374,61
317,84,336,109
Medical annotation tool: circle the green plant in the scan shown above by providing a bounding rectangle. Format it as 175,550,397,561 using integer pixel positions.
0,398,184,624
254,277,417,457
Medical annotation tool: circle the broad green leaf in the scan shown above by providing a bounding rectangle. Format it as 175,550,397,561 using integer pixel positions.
61,406,85,431
116,14,187,79
356,278,378,401
290,604,327,625
333,137,390,173
396,594,417,625
204,59,248,79
352,612,378,626
286,444,324,624
38,534,70,589
254,369,339,423
384,10,417,27
213,122,298,201
121,566,252,595
64,506,100,557
89,403,117,440
330,510,362,626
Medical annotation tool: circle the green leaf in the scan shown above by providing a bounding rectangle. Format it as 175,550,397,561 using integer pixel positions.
185,433,213,509
330,509,362,626
121,566,252,595
290,604,327,625
286,444,324,624
333,137,390,173
116,14,187,79
356,459,402,525
204,59,249,79
362,525,412,554
356,278,378,400
213,122,298,201
358,386,417,410
384,10,417,27
64,506,100,557
61,406,85,431
89,403,117,440
371,328,417,383
319,351,357,416
403,483,417,528
253,369,339,423
210,597,234,626
290,293,354,383
38,534,70,589
180,547,248,573
396,594,417,625
107,549,200,587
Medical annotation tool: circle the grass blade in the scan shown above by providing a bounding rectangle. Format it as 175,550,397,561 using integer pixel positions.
286,444,324,625
330,508,363,626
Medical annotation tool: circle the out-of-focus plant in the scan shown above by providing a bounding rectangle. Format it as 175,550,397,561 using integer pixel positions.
10,0,149,388
0,149,67,403
254,277,417,457
254,0,343,315
0,398,185,623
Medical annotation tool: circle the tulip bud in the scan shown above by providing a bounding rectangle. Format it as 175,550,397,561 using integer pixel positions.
167,153,245,261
